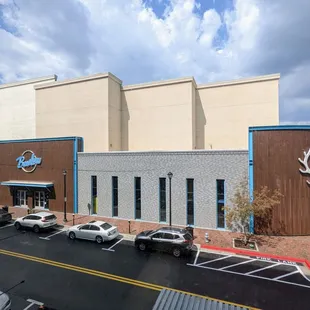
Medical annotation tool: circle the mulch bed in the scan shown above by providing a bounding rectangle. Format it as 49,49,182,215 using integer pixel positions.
234,238,257,250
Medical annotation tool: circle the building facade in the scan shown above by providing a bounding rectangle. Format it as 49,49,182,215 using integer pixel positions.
0,75,56,140
249,125,310,236
1,72,280,153
0,137,83,215
77,150,248,229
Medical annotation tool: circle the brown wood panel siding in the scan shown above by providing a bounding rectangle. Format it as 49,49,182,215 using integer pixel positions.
253,130,310,235
0,140,75,213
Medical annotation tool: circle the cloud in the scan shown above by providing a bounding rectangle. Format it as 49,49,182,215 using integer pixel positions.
0,0,309,122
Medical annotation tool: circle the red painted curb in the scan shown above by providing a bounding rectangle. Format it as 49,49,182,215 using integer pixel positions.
200,244,310,268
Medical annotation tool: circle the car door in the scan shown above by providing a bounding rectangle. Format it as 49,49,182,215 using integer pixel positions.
76,224,91,239
150,232,165,251
22,215,35,227
161,232,174,252
88,225,101,241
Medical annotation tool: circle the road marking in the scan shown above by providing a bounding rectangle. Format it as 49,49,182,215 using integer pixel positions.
187,263,310,289
109,238,124,250
0,248,259,310
297,266,310,283
246,263,281,275
220,259,257,270
273,270,299,280
196,255,232,266
39,229,67,240
0,224,14,230
25,299,43,309
194,248,200,265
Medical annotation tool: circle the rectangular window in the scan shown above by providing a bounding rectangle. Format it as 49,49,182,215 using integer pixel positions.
186,179,194,225
91,176,97,214
35,191,46,209
135,177,141,219
216,179,225,228
112,176,118,217
159,178,166,222
15,190,28,207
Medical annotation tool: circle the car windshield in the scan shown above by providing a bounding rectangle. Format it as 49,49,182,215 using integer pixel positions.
183,233,193,240
100,223,112,230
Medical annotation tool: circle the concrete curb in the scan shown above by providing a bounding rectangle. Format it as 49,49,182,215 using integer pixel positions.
200,244,310,270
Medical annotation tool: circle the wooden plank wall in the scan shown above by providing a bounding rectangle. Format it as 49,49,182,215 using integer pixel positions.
253,130,310,235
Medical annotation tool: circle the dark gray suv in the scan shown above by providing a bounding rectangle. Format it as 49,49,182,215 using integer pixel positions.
134,226,194,258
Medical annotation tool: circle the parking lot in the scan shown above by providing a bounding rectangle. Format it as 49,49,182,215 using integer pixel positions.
1,220,310,310
188,249,310,289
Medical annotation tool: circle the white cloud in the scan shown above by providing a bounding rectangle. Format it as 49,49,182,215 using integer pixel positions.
0,0,310,122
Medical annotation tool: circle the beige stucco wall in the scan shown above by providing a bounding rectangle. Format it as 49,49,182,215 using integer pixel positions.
0,76,56,140
35,73,122,152
196,75,279,150
121,79,196,151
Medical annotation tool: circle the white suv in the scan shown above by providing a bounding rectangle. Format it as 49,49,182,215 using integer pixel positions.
14,211,57,233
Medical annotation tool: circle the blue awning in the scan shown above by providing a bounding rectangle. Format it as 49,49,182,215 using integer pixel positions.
0,180,54,188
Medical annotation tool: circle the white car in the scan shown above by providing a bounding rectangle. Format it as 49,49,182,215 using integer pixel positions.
0,291,11,310
66,220,119,244
14,211,57,233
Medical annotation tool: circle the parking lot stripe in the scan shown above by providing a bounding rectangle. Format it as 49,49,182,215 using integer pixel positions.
0,224,14,230
245,263,281,275
187,263,310,289
108,238,124,250
273,270,299,280
196,255,232,266
0,248,259,310
194,248,200,265
39,229,67,240
220,259,257,270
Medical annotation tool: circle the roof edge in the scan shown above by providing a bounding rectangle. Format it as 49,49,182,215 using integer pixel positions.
197,73,280,90
0,75,57,90
249,125,310,132
0,136,83,144
122,76,197,91
34,72,122,90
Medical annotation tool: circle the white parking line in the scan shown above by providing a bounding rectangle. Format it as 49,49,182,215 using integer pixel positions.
194,248,200,265
187,263,310,289
274,270,299,280
196,255,232,266
0,223,14,230
102,238,124,252
220,259,257,270
25,298,43,309
39,228,67,240
246,263,281,275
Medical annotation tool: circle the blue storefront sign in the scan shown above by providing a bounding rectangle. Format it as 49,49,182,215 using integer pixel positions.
16,150,42,173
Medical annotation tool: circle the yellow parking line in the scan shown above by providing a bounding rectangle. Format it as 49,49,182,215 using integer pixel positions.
0,248,260,310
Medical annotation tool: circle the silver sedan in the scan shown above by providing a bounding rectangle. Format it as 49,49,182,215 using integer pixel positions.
66,220,119,244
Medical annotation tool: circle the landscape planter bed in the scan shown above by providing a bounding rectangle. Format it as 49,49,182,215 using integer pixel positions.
233,238,258,251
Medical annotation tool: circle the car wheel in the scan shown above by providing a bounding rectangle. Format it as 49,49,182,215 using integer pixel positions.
15,222,21,230
172,247,181,258
137,242,147,251
33,225,40,233
96,236,103,244
69,232,76,240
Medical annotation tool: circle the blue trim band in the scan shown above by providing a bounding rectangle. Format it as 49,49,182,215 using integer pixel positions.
249,125,310,132
73,138,78,214
0,136,83,144
0,182,53,188
248,130,254,233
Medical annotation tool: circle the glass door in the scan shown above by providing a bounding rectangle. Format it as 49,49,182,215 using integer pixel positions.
15,190,28,207
35,191,46,208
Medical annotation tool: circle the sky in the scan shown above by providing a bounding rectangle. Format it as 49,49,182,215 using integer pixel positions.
0,0,309,123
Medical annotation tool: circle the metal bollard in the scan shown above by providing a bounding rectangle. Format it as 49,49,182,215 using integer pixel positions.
128,220,131,234
72,214,75,226
205,232,210,243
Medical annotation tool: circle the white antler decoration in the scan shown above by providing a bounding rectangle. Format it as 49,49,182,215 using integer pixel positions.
298,148,310,185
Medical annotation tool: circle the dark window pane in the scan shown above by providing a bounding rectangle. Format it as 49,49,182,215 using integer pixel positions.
152,233,163,238
112,176,118,217
217,202,225,228
163,233,173,239
216,179,225,228
186,179,194,225
90,225,100,231
159,178,166,222
100,223,112,230
135,177,141,219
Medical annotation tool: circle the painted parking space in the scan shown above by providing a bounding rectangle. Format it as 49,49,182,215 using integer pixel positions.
101,236,125,252
38,226,67,241
0,221,15,230
188,251,310,289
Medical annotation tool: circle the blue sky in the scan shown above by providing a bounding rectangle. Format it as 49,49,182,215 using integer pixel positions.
1,0,310,124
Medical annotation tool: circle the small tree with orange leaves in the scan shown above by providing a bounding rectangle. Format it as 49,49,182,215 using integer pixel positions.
225,177,282,245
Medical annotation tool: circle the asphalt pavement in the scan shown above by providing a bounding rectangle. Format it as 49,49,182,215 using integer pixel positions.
0,221,310,310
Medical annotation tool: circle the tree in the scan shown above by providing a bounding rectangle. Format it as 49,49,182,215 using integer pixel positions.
225,177,283,245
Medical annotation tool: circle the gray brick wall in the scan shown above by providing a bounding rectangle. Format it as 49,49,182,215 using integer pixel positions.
77,150,248,229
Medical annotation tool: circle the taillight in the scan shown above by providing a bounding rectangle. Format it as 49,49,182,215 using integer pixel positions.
41,217,48,222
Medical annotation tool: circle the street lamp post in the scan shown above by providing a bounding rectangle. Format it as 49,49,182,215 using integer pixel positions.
167,172,173,226
63,169,67,222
